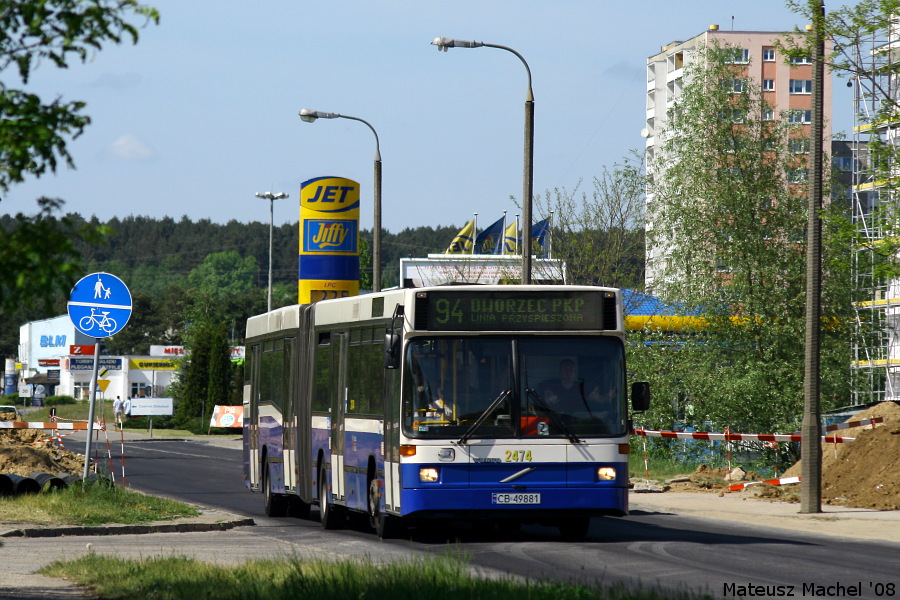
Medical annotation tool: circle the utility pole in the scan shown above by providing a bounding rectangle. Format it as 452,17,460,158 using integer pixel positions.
800,0,825,514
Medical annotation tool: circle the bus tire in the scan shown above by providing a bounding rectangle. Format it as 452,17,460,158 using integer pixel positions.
319,468,343,530
263,457,288,518
368,477,400,539
558,516,591,541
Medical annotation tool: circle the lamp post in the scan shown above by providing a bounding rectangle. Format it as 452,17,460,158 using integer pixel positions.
432,36,534,284
298,109,382,292
255,191,289,311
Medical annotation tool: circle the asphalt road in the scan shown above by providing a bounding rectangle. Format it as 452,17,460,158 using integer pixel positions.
114,437,900,599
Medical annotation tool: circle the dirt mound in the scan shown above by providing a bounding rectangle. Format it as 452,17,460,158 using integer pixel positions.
0,414,85,478
782,401,900,510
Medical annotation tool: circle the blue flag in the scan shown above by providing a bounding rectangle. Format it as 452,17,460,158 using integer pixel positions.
531,218,550,258
518,218,551,258
474,217,504,254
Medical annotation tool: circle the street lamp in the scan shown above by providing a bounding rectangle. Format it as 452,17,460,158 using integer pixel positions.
255,191,289,311
432,36,534,284
299,109,383,292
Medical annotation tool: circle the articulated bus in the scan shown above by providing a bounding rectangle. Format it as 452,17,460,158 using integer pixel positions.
243,285,649,539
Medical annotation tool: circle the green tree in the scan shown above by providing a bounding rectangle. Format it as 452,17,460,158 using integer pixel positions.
633,42,852,439
534,153,646,290
0,199,108,313
784,0,900,407
0,1,159,312
186,251,258,299
174,320,230,430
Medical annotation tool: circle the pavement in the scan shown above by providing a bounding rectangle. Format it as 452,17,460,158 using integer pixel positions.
2,430,899,599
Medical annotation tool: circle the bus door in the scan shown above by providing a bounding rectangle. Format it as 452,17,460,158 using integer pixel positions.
330,331,348,501
246,343,261,491
282,337,296,492
383,360,401,511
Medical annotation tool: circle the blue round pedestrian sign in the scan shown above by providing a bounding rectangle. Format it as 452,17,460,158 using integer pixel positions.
67,273,133,338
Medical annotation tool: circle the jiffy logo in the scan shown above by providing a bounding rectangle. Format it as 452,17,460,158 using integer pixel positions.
304,220,357,253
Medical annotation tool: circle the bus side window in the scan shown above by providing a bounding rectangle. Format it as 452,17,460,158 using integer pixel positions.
313,334,331,414
348,328,368,414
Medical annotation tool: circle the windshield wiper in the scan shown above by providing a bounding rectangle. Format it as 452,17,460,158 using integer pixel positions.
457,388,511,445
526,388,582,444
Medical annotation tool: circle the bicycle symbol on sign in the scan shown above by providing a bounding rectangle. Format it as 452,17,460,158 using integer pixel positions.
79,308,118,335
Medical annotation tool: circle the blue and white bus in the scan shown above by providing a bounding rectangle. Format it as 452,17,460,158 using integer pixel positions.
242,285,649,539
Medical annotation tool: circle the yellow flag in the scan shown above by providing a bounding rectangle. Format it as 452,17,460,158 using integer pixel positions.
503,220,518,254
445,220,475,254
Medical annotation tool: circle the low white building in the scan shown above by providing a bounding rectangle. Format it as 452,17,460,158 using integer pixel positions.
16,315,177,403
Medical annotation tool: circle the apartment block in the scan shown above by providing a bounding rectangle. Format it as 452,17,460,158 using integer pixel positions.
643,25,832,290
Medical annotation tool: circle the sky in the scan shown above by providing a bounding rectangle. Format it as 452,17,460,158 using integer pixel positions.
2,0,853,233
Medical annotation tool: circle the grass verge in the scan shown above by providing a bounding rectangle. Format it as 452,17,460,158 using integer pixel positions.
40,553,698,600
0,480,199,526
628,453,699,481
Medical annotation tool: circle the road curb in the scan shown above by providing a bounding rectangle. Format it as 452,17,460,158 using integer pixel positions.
0,517,255,538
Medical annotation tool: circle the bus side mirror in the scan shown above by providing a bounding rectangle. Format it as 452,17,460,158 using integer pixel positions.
631,382,650,412
384,333,401,369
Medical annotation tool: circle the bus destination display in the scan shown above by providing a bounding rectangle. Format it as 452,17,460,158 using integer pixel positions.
422,291,608,331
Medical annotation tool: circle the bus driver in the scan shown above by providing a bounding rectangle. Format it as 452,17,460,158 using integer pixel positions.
540,358,612,417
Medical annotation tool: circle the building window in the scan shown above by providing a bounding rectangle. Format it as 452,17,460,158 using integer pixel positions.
74,381,91,400
791,56,813,64
763,108,775,121
788,109,812,124
763,79,775,92
833,156,853,171
787,168,809,183
719,109,746,123
790,79,813,94
763,48,775,62
131,382,152,398
724,48,750,64
789,138,811,154
729,78,747,93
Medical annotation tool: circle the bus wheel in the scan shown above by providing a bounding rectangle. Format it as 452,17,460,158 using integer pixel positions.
319,468,343,530
367,478,400,539
558,516,591,541
263,458,288,518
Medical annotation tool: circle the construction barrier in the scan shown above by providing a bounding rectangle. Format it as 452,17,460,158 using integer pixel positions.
729,476,801,492
631,429,856,444
824,416,883,431
209,405,243,428
0,422,103,430
31,430,78,448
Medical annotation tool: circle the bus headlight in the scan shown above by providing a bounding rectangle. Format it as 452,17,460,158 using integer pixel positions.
597,467,617,481
419,467,439,483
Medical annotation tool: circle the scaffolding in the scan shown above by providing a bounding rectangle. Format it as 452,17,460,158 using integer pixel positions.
851,25,900,405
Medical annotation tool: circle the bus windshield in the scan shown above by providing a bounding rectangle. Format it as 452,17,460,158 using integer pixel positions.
403,336,626,440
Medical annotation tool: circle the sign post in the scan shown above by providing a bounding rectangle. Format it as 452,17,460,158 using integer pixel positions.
67,273,132,482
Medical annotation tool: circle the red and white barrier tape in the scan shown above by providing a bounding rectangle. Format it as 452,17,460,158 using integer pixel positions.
31,430,78,446
631,429,855,443
0,421,104,430
729,476,801,491
824,416,883,431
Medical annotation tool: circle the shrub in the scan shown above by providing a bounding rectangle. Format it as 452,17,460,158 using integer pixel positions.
44,395,78,406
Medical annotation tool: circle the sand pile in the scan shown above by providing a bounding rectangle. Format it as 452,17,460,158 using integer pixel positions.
782,401,900,510
0,412,85,478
